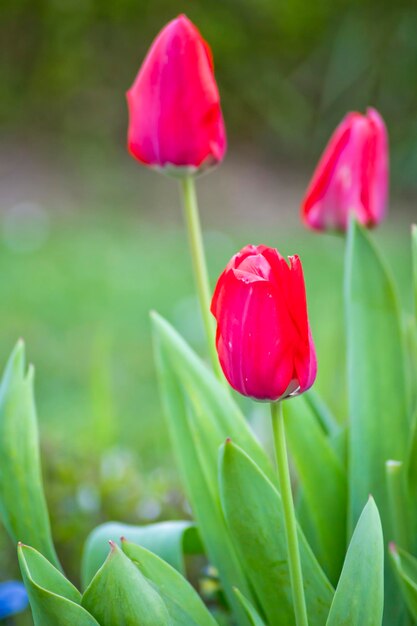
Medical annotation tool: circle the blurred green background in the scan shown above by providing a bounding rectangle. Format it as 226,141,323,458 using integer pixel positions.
0,0,416,622
3,0,417,186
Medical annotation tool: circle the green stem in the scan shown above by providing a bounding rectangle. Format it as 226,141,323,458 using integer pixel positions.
179,176,222,378
271,401,309,626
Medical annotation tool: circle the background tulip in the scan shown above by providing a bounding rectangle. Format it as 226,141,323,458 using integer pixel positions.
127,14,226,172
211,245,317,401
301,108,388,231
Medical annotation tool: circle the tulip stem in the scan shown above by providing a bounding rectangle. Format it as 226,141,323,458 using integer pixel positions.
271,401,309,626
179,176,222,378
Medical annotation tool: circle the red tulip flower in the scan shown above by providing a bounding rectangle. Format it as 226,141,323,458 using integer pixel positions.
127,15,226,173
301,108,388,231
211,245,317,401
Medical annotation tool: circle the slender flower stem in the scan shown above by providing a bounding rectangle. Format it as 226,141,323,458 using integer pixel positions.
271,401,309,626
179,175,223,378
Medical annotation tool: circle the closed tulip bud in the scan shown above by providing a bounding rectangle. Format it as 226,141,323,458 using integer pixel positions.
127,15,226,174
301,108,388,231
211,245,317,401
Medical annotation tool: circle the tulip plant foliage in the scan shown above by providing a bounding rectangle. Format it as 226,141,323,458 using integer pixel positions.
1,13,417,626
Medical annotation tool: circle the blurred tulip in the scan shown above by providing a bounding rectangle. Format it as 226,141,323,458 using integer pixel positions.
211,245,317,401
127,14,226,173
0,581,28,619
301,108,388,231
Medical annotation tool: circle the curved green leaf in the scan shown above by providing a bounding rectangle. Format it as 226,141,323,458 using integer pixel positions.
122,538,217,626
284,396,347,585
18,543,98,626
81,520,201,588
233,588,266,626
152,313,274,483
326,497,384,626
389,544,417,620
304,390,340,438
345,219,409,624
390,544,417,620
82,542,170,626
152,312,277,625
219,439,334,626
345,219,408,532
407,408,417,499
0,342,60,568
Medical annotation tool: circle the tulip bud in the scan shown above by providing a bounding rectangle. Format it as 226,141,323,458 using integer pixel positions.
211,245,317,401
301,108,388,231
127,15,226,174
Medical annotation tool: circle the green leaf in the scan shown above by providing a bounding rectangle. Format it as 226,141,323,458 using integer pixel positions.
81,520,201,588
390,544,417,619
407,408,417,498
233,588,266,626
18,543,99,626
304,390,340,438
326,497,384,626
405,316,417,424
219,439,334,626
284,396,347,585
345,219,409,533
152,312,276,625
122,539,217,626
82,542,170,626
412,224,417,318
0,342,60,568
345,220,409,624
152,313,275,483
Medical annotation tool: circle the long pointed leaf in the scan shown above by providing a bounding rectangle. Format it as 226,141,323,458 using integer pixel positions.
219,439,334,626
122,539,217,626
234,588,266,626
345,220,408,624
390,544,417,619
0,342,60,568
152,313,275,483
304,390,340,437
345,219,408,532
326,498,384,625
284,396,347,585
152,312,278,625
82,542,170,626
18,544,98,626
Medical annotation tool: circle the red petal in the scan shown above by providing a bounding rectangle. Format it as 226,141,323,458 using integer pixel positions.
127,15,226,168
213,269,294,401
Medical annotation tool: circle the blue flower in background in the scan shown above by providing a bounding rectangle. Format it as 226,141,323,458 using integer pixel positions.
0,581,28,619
